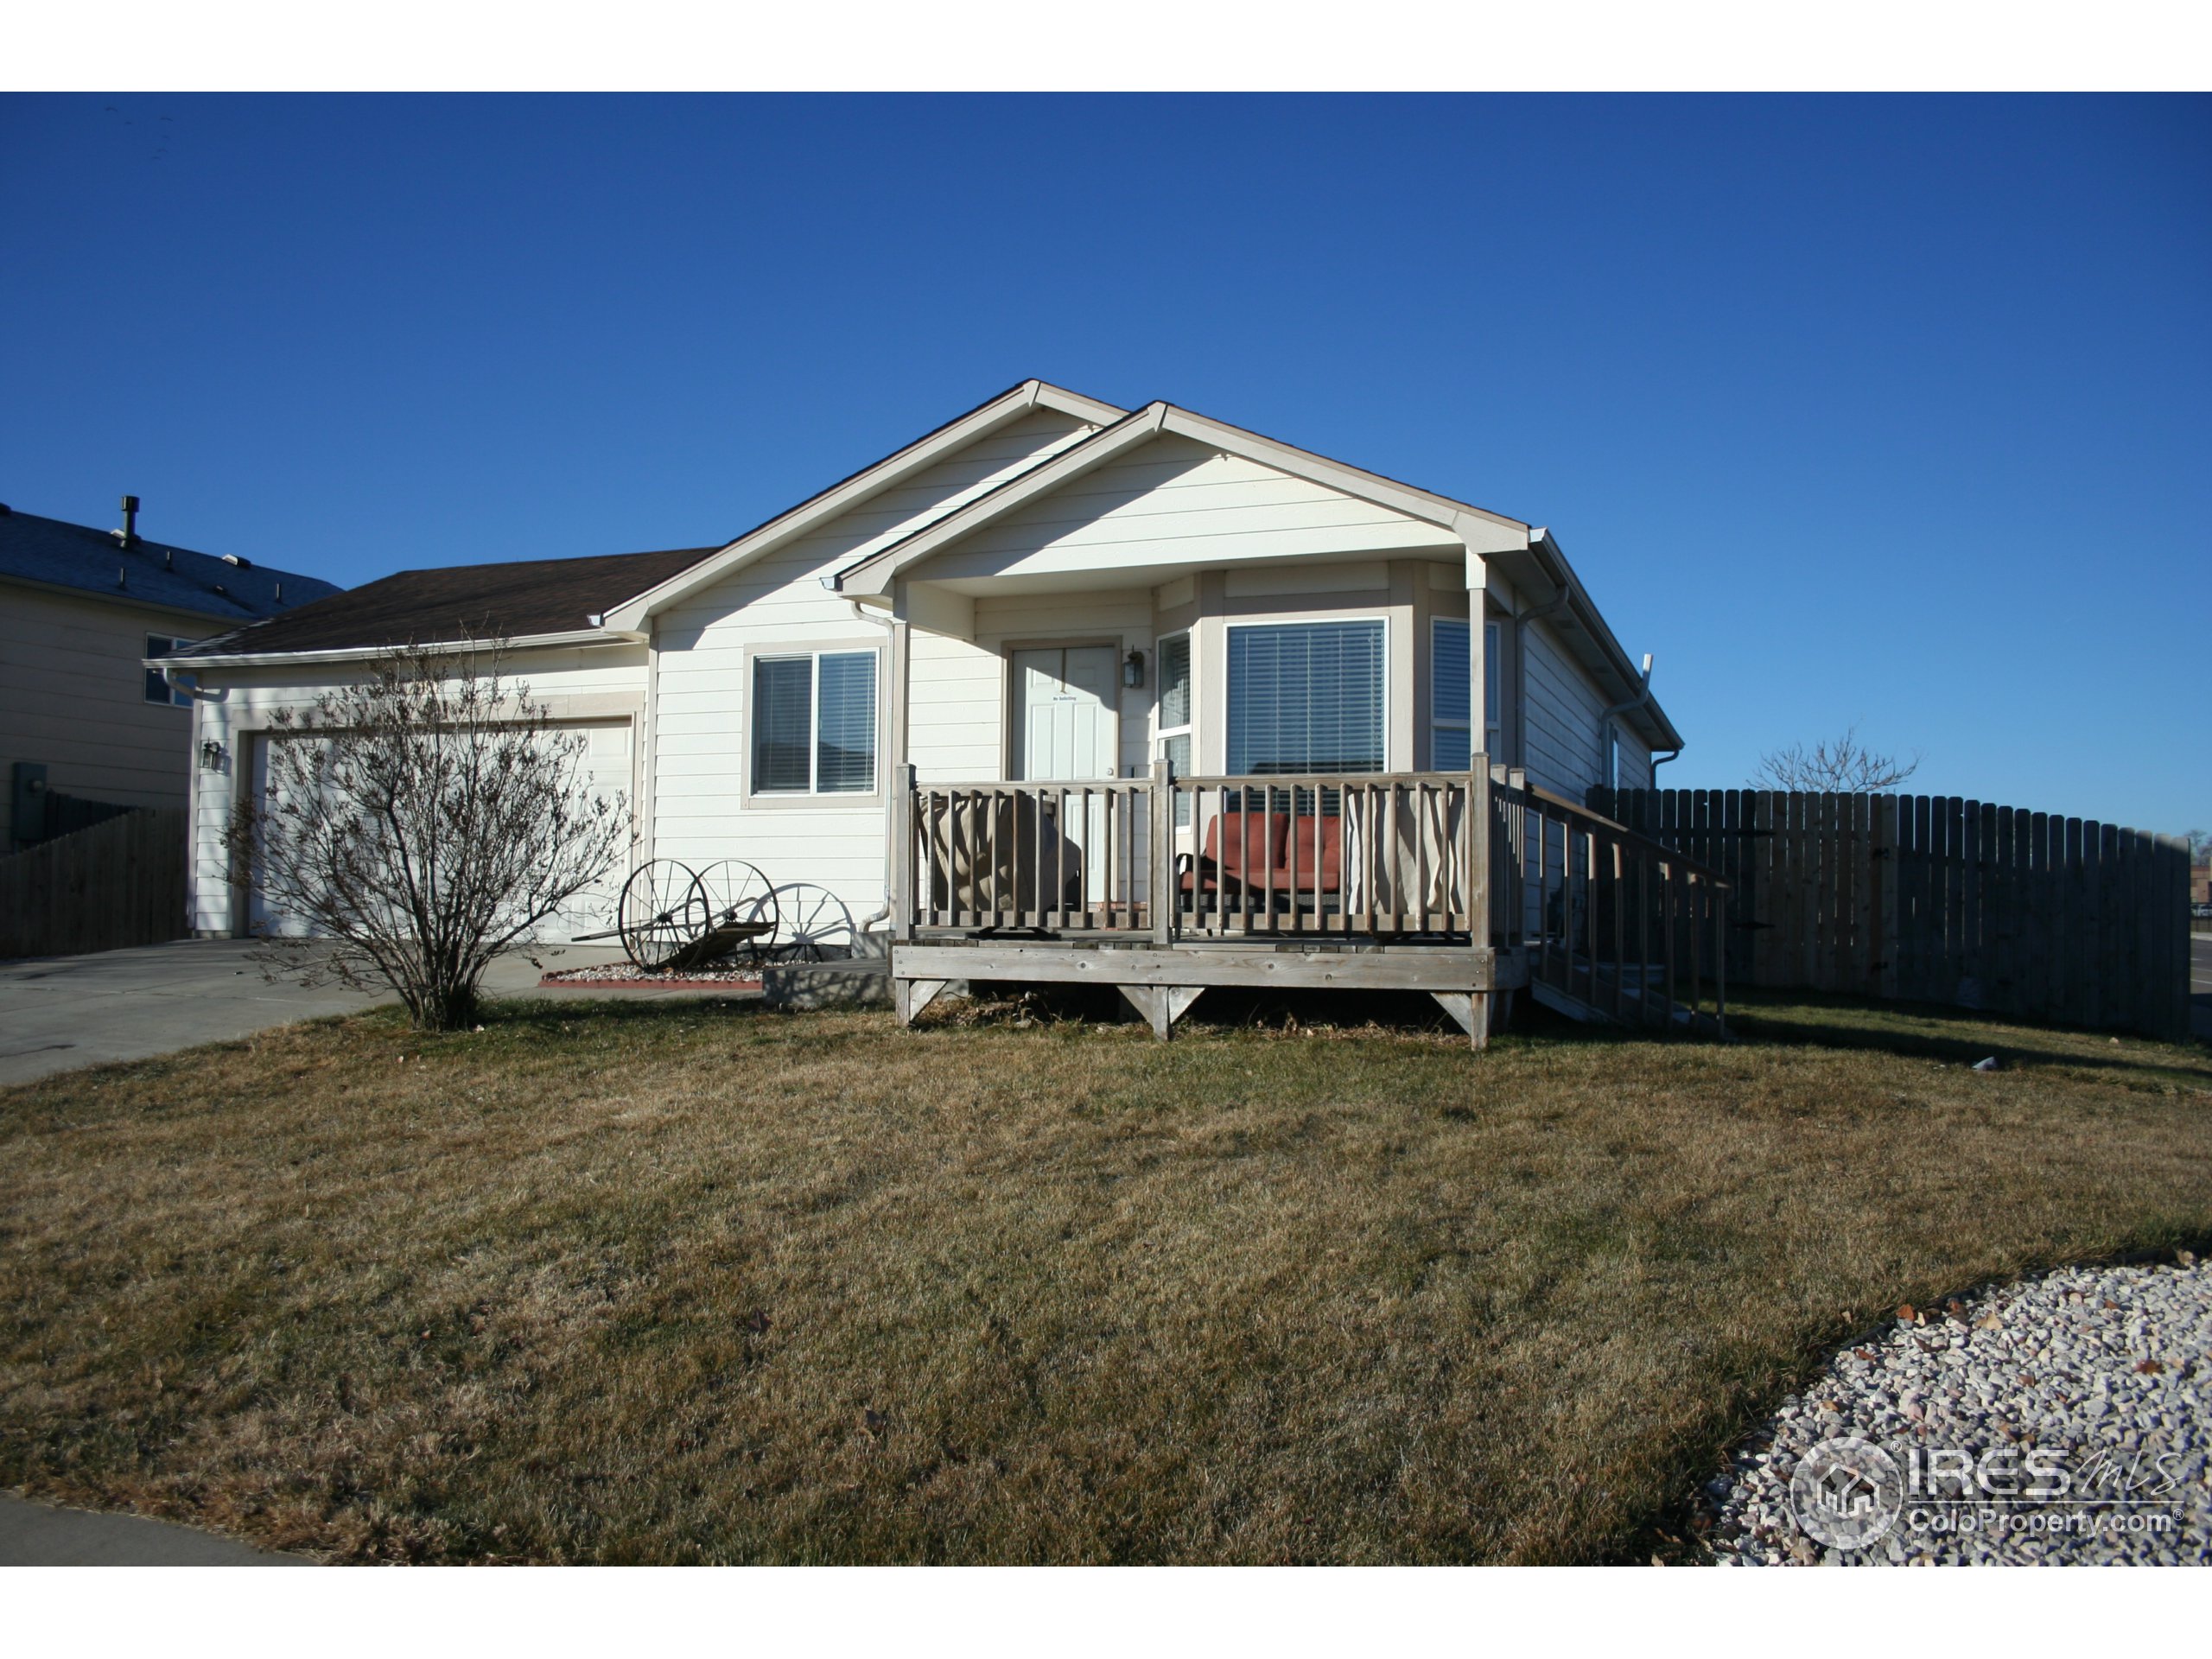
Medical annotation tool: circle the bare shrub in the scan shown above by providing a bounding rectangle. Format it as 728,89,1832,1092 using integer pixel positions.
223,639,630,1030
1751,724,1921,792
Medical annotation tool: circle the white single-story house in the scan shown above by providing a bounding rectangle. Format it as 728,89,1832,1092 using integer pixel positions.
163,382,1716,1045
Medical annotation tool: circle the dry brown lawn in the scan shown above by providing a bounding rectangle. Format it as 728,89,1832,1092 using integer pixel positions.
3,990,2208,1563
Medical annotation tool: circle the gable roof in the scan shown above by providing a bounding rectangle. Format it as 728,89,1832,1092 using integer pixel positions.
825,397,1683,753
0,505,340,623
600,378,1124,631
171,547,715,662
831,402,1533,598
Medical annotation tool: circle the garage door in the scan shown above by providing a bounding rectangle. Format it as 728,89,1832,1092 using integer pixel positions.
248,719,635,943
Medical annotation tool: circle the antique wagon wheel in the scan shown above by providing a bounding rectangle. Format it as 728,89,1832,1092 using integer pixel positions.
689,860,781,966
617,859,704,972
766,881,856,962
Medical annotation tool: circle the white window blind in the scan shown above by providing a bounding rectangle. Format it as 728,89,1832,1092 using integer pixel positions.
1225,620,1385,777
815,652,877,793
753,650,877,795
1432,618,1470,770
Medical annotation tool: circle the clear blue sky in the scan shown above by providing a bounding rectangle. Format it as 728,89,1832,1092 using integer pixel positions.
3,94,2205,833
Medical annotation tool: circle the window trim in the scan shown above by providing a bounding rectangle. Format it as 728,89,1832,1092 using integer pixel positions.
145,635,194,707
742,642,884,806
1221,613,1391,779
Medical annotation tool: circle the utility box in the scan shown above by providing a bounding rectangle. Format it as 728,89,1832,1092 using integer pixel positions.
10,761,48,847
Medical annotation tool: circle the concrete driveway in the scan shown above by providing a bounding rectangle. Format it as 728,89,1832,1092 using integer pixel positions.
0,938,634,1087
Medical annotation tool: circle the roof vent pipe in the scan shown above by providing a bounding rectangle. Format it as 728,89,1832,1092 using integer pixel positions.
116,493,139,548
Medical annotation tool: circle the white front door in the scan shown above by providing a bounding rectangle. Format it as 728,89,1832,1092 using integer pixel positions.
1012,646,1118,781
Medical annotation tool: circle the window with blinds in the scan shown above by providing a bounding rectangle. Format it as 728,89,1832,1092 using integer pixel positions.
1225,620,1386,778
751,649,878,795
1432,618,1470,770
1156,630,1193,824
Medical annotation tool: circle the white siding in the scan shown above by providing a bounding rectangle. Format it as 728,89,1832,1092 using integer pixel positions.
906,585,999,782
188,646,645,937
1522,618,1612,802
922,435,1459,583
649,408,1097,920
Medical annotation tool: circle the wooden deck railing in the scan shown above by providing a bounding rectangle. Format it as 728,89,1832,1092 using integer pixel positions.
892,760,1728,1033
1506,777,1730,1033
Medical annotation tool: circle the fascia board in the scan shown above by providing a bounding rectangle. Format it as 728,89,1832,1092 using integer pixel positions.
604,379,1116,631
164,628,626,671
833,404,1171,596
1156,408,1530,544
1033,382,1128,426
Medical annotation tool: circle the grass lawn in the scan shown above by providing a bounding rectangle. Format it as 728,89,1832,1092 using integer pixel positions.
3,990,2208,1564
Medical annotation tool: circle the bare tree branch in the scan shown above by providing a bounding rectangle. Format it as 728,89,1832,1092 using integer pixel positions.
222,639,631,1030
1750,725,1922,792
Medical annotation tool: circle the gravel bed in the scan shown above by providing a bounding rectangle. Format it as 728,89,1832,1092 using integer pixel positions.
538,964,762,987
1704,1255,2209,1565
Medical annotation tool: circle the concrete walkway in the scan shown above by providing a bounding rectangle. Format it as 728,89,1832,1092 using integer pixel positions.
0,1493,307,1566
0,938,647,1087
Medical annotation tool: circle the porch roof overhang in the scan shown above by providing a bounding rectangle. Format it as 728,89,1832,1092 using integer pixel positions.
830,400,1684,754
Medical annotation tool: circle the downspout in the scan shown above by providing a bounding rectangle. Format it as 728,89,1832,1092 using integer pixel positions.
161,662,215,702
1510,574,1573,769
847,596,902,936
1599,652,1655,788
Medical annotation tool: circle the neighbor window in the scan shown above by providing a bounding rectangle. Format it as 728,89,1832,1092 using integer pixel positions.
751,649,878,795
144,635,194,706
1225,620,1386,777
1156,631,1192,823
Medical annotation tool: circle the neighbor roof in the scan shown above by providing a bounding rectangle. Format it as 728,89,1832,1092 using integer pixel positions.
0,505,340,622
173,547,716,659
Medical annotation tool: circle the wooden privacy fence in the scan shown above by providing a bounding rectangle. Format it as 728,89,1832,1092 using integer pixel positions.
0,807,189,960
1586,788,2193,1041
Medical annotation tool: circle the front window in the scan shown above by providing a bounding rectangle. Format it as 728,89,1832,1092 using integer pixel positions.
1431,618,1470,770
751,649,878,795
1225,620,1386,777
1156,631,1192,823
144,636,194,706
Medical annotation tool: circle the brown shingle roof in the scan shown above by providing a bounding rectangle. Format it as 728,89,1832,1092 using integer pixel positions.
178,546,717,658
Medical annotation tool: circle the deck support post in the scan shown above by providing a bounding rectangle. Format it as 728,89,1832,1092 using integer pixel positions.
1118,983,1201,1040
1149,758,1174,946
1430,990,1492,1050
894,976,949,1027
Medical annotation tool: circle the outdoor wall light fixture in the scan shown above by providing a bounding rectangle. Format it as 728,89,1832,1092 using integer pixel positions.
1123,648,1145,688
199,740,226,772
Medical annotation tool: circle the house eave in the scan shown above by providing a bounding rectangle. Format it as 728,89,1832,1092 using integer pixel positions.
158,627,635,672
599,378,1126,632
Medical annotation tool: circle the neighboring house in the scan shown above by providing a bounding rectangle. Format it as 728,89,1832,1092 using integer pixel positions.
168,383,1694,1041
1,498,340,848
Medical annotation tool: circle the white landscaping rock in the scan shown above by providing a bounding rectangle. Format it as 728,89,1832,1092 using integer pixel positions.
1704,1257,2210,1565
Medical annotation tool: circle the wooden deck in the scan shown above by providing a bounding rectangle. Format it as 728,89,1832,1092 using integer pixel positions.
888,760,1730,1048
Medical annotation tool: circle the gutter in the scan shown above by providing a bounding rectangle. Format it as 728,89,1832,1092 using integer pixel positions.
846,597,903,936
160,626,643,671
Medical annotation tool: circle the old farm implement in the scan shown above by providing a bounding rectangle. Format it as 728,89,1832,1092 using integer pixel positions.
581,858,782,973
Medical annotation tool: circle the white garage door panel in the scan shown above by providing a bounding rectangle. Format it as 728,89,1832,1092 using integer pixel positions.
249,720,635,943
